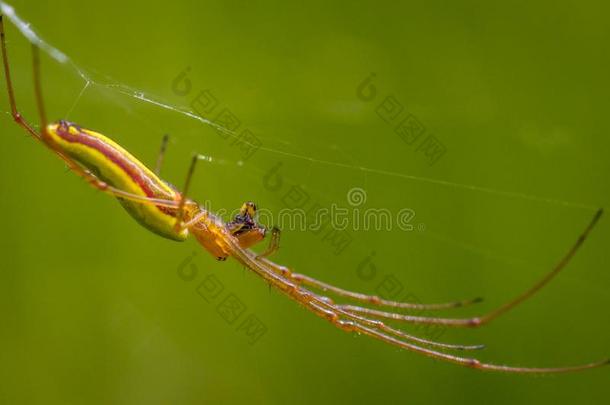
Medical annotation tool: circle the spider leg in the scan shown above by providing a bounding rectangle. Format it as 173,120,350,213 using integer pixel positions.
226,240,482,350
154,134,170,175
260,208,603,323
228,241,609,373
262,267,483,351
1,26,39,141
0,19,179,210
257,226,281,259
323,295,485,351
335,318,609,373
251,254,610,373
336,305,477,327
258,257,480,311
335,209,604,328
304,289,608,372
175,153,216,231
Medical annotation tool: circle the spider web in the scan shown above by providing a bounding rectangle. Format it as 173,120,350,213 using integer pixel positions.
1,1,603,299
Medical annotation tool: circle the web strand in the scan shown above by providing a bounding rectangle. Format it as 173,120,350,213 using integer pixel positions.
0,0,598,215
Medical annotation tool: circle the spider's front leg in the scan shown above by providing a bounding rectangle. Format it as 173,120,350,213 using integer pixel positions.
227,202,280,257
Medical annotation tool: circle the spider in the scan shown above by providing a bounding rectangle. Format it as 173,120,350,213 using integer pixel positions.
1,15,607,373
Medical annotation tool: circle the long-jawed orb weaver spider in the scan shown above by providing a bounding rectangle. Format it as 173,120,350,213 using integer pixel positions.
1,16,608,374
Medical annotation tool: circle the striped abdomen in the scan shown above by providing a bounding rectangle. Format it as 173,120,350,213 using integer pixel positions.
46,120,187,241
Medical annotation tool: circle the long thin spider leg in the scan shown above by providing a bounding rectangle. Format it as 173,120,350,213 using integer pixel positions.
175,153,209,231
276,281,485,351
337,305,477,327
258,257,481,311
472,208,603,325
258,256,608,372
215,233,483,350
32,43,47,132
226,241,610,373
1,15,41,140
1,18,181,210
338,209,604,328
262,208,603,324
154,134,170,175
337,318,609,373
326,297,485,351
293,284,485,351
282,275,607,371
307,289,607,371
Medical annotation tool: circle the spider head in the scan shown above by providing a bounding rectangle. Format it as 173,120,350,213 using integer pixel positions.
228,202,259,237
240,201,257,218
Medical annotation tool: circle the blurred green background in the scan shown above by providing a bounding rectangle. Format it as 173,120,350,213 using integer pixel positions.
1,0,609,403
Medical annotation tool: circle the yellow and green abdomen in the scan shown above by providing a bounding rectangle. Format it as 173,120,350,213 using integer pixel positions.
46,120,188,241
